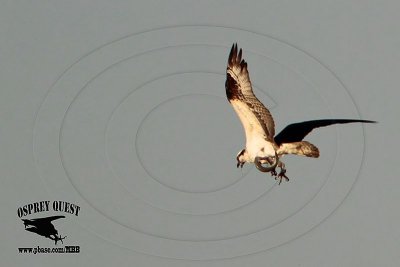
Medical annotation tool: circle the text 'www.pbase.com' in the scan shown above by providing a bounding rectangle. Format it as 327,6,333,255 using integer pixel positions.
18,246,80,254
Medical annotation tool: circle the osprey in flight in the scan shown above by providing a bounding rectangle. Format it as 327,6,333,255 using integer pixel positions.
225,43,375,184
22,215,66,245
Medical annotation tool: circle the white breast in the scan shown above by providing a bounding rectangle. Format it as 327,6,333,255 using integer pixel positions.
246,136,276,161
230,100,275,161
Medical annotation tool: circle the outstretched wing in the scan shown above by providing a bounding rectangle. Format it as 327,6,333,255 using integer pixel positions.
28,215,65,223
225,43,275,141
274,119,376,145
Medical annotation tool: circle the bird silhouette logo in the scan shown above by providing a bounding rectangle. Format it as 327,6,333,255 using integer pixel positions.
22,215,66,245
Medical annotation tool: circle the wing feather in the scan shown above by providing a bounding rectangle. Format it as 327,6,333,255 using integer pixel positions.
28,215,65,223
274,119,376,145
225,43,275,141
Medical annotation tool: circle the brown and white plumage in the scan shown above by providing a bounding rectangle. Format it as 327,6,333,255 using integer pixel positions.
226,44,275,141
225,43,376,183
226,43,280,176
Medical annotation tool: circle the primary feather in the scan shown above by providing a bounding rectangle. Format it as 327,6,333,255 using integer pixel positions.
225,43,275,144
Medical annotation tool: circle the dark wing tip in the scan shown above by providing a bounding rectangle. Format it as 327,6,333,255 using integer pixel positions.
228,43,237,65
228,43,234,62
227,43,248,71
337,119,377,124
226,43,251,101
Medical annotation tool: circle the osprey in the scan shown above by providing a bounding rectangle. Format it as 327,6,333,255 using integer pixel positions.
22,215,66,244
225,43,375,184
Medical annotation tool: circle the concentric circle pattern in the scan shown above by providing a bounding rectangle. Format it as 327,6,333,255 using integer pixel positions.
136,93,247,194
33,26,365,259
